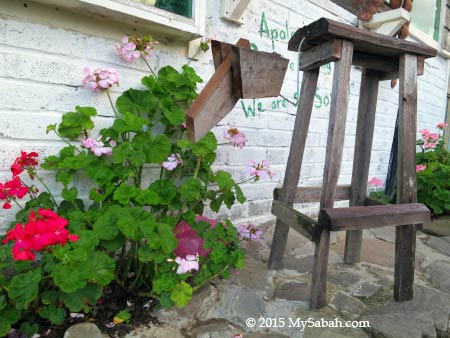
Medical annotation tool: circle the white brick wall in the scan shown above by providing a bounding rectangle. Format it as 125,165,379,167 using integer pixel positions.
0,0,448,231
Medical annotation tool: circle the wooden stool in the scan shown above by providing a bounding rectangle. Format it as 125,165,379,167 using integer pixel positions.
268,18,436,309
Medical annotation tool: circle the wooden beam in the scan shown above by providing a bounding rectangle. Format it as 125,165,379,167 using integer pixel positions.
273,185,351,204
271,200,316,241
363,8,410,36
221,0,251,25
395,53,418,302
352,53,398,72
289,17,437,58
365,196,389,206
379,56,425,80
345,68,379,264
268,68,320,270
299,39,343,71
320,203,430,231
311,40,353,310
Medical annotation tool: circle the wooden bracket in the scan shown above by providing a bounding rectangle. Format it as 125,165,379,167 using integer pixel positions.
360,8,410,36
221,0,251,25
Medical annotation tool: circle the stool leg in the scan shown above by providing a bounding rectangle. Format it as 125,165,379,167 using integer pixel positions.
344,69,380,264
311,40,354,309
268,68,320,270
394,53,418,301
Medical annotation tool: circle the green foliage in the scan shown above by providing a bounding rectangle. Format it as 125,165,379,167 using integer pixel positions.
417,138,450,215
0,64,247,336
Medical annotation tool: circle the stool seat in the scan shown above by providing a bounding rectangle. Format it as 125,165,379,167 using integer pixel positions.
319,203,430,231
289,17,436,58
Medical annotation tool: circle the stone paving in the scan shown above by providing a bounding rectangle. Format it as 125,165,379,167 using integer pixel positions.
65,218,450,338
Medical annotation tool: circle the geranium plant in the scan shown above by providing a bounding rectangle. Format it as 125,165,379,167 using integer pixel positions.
0,34,271,336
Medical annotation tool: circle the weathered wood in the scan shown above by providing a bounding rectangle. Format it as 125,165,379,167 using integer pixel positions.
320,203,430,231
352,53,398,72
395,53,418,302
289,18,437,58
379,55,425,80
311,40,353,310
231,47,289,98
186,39,254,142
273,185,351,204
344,69,379,264
299,39,343,71
271,200,316,241
268,68,320,270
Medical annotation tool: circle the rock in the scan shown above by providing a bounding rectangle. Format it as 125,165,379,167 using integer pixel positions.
422,216,450,237
368,226,396,243
245,333,291,338
304,327,370,338
283,255,314,274
425,261,450,293
331,238,395,267
328,271,361,288
274,281,310,302
265,299,308,338
63,323,105,338
186,321,240,338
125,325,184,338
229,256,273,294
329,291,365,317
426,236,450,256
362,284,450,338
352,282,382,298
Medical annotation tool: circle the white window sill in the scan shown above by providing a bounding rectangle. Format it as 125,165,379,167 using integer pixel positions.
32,0,205,40
409,24,450,59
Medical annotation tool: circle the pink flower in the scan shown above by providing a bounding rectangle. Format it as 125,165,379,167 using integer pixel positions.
423,142,437,149
81,137,114,157
223,125,248,149
437,122,448,130
233,335,243,338
416,164,427,173
162,153,183,171
115,35,159,62
237,224,262,241
419,129,439,144
82,67,119,93
246,160,275,179
174,254,199,275
368,177,383,187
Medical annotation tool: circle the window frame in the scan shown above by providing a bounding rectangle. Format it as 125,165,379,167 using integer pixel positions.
33,0,206,39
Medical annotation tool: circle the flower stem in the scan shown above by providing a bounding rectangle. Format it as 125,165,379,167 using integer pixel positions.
106,90,119,118
53,130,81,152
236,176,256,185
141,56,157,77
12,198,24,210
35,174,59,208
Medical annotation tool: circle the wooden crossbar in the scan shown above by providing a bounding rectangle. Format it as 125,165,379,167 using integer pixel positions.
319,203,430,232
273,185,351,204
271,200,316,241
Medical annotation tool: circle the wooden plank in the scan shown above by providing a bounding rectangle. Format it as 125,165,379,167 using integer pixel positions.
379,56,425,80
271,200,316,241
299,39,343,71
344,69,379,264
363,8,410,30
186,39,250,142
268,68,320,270
273,185,351,204
289,18,437,58
395,53,418,302
311,40,353,310
320,203,430,231
352,53,398,72
231,47,289,98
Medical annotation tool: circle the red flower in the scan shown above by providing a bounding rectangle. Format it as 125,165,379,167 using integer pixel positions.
3,209,79,261
14,151,39,167
10,163,23,177
2,202,11,209
5,177,28,198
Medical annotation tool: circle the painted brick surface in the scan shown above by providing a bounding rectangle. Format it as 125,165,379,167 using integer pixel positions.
0,0,448,232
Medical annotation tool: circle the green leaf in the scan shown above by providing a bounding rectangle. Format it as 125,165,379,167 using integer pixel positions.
58,107,97,139
113,184,138,204
85,252,115,286
93,210,119,241
145,134,171,163
159,97,185,126
215,171,234,190
116,89,154,116
75,105,97,116
111,118,130,134
113,143,133,164
159,292,174,308
192,132,217,159
117,207,142,240
180,178,202,201
52,263,89,293
150,179,177,205
123,111,148,131
60,284,103,312
135,189,159,206
157,223,178,254
19,322,38,338
101,233,126,251
177,139,192,149
170,281,193,308
152,274,177,294
39,304,66,325
234,184,246,203
61,187,78,201
46,123,57,134
8,269,41,310
0,295,6,312
139,212,157,239
0,308,21,336
114,309,131,323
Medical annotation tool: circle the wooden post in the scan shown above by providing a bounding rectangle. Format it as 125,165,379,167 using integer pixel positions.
311,40,354,309
394,53,418,302
344,69,380,264
268,68,320,270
